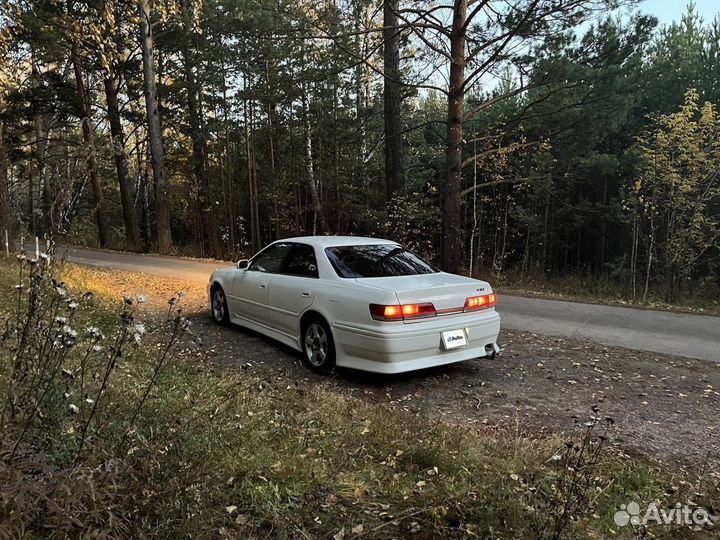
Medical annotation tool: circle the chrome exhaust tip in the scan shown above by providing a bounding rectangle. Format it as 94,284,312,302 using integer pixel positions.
485,343,499,359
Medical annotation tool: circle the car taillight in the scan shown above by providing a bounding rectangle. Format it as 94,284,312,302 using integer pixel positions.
370,303,436,321
464,293,496,311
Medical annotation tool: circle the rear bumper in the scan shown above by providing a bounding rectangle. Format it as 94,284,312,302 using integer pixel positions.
332,310,501,374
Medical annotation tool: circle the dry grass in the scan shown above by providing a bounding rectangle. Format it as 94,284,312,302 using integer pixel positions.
0,256,717,539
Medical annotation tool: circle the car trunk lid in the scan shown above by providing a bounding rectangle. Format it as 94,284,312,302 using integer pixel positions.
355,273,492,313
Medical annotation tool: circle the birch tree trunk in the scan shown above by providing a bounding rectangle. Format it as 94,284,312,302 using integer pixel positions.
139,0,172,254
0,123,10,235
301,85,325,234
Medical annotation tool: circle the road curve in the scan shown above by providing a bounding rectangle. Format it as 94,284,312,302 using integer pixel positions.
48,245,719,363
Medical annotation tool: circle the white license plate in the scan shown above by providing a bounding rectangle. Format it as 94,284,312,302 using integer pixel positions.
441,328,467,350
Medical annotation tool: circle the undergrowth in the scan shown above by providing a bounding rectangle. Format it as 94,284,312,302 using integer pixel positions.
0,251,717,539
491,268,720,315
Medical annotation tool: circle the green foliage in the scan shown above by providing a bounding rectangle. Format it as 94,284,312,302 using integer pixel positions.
632,89,720,300
0,1,719,299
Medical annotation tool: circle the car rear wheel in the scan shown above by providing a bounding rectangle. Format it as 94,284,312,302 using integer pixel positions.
211,287,229,325
302,318,336,374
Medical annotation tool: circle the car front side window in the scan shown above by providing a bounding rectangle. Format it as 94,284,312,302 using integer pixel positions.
248,243,292,273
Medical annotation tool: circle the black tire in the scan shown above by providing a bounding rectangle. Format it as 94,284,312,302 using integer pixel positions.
211,286,230,325
301,316,336,374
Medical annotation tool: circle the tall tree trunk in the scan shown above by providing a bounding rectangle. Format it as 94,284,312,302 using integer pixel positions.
244,94,259,252
36,115,54,236
442,0,467,274
383,0,404,202
139,0,172,254
182,3,218,258
599,176,607,268
301,86,325,234
0,123,10,235
69,35,108,247
249,103,261,250
103,76,142,251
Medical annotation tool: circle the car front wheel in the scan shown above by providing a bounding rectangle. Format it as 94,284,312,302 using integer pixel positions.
211,287,229,325
302,318,336,373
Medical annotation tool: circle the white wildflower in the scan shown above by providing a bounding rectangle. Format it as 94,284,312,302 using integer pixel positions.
69,404,79,414
92,345,103,352
132,323,146,345
55,316,68,325
136,294,146,304
62,325,78,338
55,286,67,297
68,301,79,310
86,326,104,340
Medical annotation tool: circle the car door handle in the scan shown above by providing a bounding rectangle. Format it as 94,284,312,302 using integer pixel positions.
259,284,267,290
300,291,311,297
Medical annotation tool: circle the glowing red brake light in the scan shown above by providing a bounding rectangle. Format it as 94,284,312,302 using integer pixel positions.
370,303,436,321
464,293,496,311
383,305,403,319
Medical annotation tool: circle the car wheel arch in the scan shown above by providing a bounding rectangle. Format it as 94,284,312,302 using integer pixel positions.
299,309,334,342
210,281,223,294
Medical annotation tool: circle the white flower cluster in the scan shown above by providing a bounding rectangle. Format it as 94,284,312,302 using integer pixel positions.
86,326,105,341
132,323,146,345
62,325,78,338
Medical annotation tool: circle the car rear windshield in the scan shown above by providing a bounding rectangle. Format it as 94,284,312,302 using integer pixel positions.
325,244,438,278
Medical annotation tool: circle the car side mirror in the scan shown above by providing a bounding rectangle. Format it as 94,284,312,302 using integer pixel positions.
237,259,249,270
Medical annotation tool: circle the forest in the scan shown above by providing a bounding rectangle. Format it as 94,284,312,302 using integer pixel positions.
0,0,718,304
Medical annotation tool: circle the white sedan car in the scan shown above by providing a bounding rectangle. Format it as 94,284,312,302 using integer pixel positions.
208,236,500,374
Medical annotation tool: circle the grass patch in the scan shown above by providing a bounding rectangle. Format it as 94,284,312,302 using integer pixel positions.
0,255,717,539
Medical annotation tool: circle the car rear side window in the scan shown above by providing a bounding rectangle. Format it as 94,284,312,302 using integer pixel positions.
249,243,292,273
280,244,319,278
325,244,438,278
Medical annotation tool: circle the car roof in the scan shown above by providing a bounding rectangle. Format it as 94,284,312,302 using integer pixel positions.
278,236,398,248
